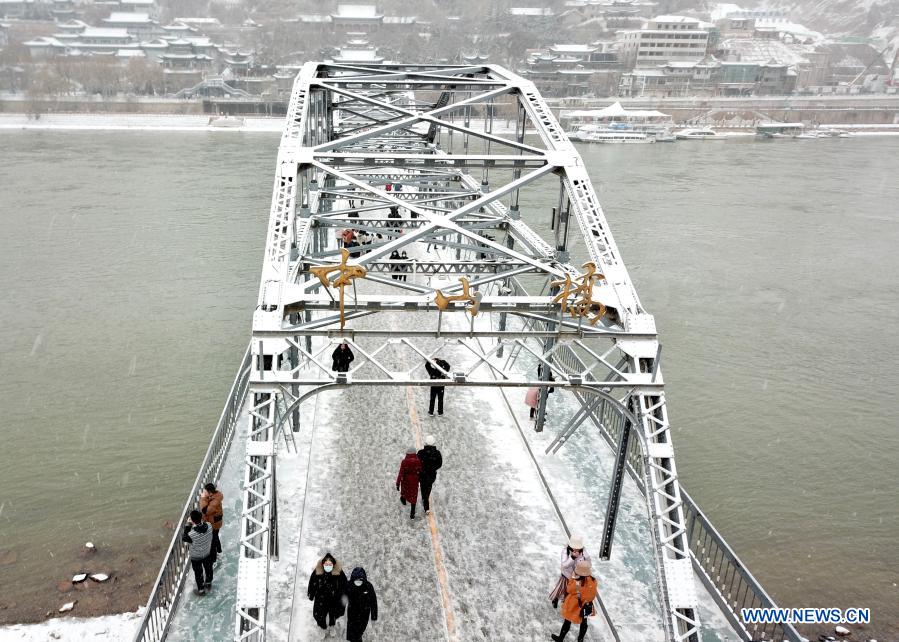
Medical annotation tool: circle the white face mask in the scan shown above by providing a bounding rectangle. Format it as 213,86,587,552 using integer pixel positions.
353,579,363,586
323,564,334,573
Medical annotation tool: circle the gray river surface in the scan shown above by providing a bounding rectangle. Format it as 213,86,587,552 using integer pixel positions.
0,131,897,637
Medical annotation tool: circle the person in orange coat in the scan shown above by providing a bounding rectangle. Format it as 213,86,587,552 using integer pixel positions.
395,447,422,519
200,482,224,557
551,559,597,641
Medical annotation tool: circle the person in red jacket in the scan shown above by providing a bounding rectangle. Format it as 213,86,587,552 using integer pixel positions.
395,447,422,519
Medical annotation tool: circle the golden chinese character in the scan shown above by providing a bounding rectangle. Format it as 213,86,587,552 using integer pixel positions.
309,248,367,329
553,262,606,325
435,277,482,317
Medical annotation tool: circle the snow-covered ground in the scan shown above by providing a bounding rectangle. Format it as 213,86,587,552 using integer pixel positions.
0,608,143,641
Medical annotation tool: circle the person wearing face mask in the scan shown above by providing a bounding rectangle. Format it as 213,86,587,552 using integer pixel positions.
345,566,378,642
308,552,348,635
549,535,591,609
551,559,597,642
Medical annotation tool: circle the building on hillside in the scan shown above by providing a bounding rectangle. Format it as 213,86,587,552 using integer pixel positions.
327,44,385,64
102,12,160,38
522,42,621,96
618,55,796,96
118,0,157,16
22,35,78,58
331,4,383,32
50,0,78,21
561,0,656,30
161,22,195,37
617,15,713,69
173,17,223,35
54,26,137,53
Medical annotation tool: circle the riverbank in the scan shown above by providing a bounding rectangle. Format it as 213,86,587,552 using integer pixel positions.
0,113,284,132
0,608,142,640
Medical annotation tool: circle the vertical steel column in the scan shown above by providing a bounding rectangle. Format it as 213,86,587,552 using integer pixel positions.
600,402,633,560
270,456,279,560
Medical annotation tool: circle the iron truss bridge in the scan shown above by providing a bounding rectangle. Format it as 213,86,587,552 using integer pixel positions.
231,61,702,642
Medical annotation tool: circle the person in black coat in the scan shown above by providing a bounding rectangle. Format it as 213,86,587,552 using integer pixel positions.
345,566,378,641
417,435,443,514
389,250,402,280
424,357,450,416
332,342,355,372
308,553,348,632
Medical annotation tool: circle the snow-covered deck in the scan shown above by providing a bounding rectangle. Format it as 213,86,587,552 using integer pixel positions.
166,247,738,642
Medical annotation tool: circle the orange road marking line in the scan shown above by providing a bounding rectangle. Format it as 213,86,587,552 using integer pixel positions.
405,385,458,642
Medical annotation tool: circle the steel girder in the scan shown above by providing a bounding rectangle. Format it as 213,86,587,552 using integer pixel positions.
237,62,699,642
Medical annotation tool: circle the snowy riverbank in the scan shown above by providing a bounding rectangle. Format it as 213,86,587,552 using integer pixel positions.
0,608,142,641
0,113,284,132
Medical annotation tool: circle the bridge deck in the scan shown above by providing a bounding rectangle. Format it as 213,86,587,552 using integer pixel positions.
166,248,736,642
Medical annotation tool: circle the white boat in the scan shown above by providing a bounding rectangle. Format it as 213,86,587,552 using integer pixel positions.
208,115,246,128
675,128,724,140
564,102,674,143
576,129,655,144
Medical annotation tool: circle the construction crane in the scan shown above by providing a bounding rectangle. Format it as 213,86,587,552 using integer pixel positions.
850,42,891,86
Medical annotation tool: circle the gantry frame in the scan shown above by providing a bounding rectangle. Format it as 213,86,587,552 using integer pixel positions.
237,62,700,642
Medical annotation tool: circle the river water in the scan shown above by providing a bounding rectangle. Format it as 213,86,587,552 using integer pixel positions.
0,131,896,637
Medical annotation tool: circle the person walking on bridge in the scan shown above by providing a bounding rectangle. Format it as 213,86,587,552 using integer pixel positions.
199,482,223,558
551,559,597,642
332,342,355,373
345,566,378,642
417,436,443,515
549,535,591,609
425,357,450,416
308,552,348,636
396,447,422,519
182,509,214,595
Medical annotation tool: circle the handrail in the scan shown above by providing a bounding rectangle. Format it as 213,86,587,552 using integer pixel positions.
133,343,253,642
551,342,803,642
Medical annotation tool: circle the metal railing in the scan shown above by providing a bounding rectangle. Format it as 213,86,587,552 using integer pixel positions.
681,492,804,642
133,344,253,642
549,344,803,642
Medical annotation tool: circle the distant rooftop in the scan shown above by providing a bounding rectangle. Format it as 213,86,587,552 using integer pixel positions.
80,27,132,39
103,12,153,24
174,17,221,25
509,7,555,16
334,4,382,18
549,44,597,53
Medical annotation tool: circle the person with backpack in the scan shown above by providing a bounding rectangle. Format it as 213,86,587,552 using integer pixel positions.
395,447,422,519
424,357,450,416
199,482,224,557
551,559,597,642
182,509,214,595
308,552,348,635
417,435,443,515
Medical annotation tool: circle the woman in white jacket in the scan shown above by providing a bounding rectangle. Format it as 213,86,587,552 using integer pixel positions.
549,534,592,609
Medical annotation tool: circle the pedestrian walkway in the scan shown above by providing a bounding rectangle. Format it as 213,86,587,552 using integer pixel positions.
167,203,738,641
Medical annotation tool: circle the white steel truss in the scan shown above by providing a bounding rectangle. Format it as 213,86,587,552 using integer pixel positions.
237,62,700,641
